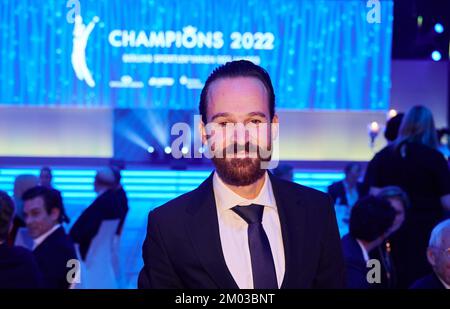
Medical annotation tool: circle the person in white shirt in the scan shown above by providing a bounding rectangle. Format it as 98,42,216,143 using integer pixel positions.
139,60,345,289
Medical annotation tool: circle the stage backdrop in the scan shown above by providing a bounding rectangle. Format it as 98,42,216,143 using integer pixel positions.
0,0,393,110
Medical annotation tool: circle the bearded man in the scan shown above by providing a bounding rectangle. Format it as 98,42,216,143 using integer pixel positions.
138,60,345,289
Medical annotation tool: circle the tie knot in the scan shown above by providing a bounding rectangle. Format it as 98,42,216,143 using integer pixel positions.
232,204,265,224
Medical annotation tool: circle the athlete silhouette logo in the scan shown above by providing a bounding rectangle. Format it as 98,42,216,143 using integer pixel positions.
71,15,99,87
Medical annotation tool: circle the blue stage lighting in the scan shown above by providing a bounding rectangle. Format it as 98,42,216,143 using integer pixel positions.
434,23,444,34
147,146,155,153
431,50,442,61
164,146,172,154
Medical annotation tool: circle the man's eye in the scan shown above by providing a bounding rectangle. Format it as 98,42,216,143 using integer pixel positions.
250,119,262,124
218,122,228,127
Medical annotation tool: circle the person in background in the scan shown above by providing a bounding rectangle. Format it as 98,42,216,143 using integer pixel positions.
341,196,396,289
328,162,364,209
328,162,365,236
437,128,450,160
384,113,404,145
0,190,43,288
272,164,294,182
70,167,128,260
39,167,54,188
375,186,409,288
23,186,75,289
411,219,450,289
363,105,450,287
8,174,39,245
110,166,129,236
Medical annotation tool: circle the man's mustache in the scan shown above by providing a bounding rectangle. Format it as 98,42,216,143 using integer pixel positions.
224,142,258,154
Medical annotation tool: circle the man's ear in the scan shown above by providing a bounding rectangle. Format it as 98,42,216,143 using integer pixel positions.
50,208,61,223
199,119,207,145
427,247,437,266
271,114,279,140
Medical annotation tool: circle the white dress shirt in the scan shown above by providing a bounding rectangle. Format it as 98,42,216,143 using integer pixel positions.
32,224,61,250
213,172,285,289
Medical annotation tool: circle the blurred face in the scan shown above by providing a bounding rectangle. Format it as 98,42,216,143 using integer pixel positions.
39,170,52,188
346,165,362,186
428,233,450,286
201,77,278,186
387,197,406,234
23,196,59,239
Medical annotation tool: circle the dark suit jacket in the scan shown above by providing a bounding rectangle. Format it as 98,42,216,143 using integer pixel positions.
341,234,371,289
327,181,364,206
138,173,345,289
410,273,446,289
0,243,43,288
70,188,128,260
33,227,77,289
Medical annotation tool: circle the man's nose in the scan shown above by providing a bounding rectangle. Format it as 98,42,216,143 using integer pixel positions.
229,124,250,144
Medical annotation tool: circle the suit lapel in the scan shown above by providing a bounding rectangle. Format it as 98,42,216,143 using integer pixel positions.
185,173,239,289
269,173,309,288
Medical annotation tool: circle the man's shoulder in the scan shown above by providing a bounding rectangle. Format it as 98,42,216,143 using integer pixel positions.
410,273,446,289
36,228,76,257
327,180,343,191
149,182,206,221
271,176,332,207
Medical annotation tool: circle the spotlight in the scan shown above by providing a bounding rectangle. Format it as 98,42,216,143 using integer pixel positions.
431,50,442,61
198,146,206,154
434,23,444,34
181,146,189,155
164,146,172,154
147,146,155,154
387,109,397,120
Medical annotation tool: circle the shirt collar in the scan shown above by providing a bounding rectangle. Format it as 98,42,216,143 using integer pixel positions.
33,224,61,250
213,171,276,212
356,239,370,263
436,274,450,289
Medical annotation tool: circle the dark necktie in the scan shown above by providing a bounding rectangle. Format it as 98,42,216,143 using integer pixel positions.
232,204,278,289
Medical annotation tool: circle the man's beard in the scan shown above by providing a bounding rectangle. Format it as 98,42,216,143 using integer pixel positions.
212,142,271,186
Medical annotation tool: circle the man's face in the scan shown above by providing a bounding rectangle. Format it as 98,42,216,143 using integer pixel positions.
39,170,52,188
346,165,361,186
24,196,59,239
201,77,278,186
428,233,450,286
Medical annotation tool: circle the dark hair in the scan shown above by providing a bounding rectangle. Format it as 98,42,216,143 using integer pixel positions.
384,113,404,142
22,186,69,224
344,162,362,175
40,166,52,174
110,166,122,186
376,186,410,209
349,196,396,242
199,60,275,124
0,191,14,241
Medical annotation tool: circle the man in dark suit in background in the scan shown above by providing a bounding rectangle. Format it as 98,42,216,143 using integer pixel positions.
139,60,345,289
341,196,396,289
22,186,75,289
328,162,364,208
70,167,128,260
0,190,43,289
